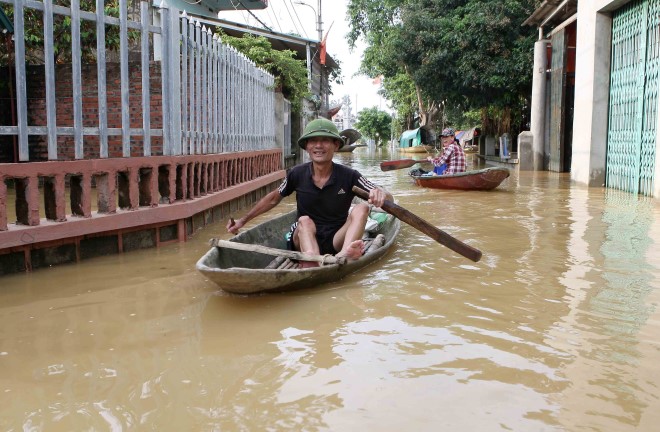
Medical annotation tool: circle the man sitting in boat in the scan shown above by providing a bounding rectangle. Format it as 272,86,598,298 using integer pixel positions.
427,127,467,175
226,118,393,267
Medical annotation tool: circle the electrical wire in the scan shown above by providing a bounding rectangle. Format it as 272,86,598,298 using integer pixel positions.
236,0,273,31
265,3,283,33
288,0,308,38
280,0,302,37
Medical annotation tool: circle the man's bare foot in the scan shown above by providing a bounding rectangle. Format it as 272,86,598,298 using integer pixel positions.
337,240,365,261
299,260,320,268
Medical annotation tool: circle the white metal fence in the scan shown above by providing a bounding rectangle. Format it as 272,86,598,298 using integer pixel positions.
0,0,278,161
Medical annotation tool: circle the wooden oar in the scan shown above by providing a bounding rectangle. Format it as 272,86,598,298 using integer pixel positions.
352,186,482,262
209,238,348,265
380,158,428,172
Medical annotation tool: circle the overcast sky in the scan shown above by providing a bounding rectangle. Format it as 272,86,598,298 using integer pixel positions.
218,0,390,114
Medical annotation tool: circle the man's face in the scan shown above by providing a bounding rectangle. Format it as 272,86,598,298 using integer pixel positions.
441,135,454,147
306,136,339,162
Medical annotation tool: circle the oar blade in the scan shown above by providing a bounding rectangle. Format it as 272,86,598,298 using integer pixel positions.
379,159,419,172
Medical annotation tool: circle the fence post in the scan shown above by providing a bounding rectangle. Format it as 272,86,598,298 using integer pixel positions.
160,1,171,155
159,1,182,156
141,1,152,156
13,0,29,161
169,4,182,155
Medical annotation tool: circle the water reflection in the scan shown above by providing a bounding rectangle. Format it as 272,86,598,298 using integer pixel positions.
1,148,660,431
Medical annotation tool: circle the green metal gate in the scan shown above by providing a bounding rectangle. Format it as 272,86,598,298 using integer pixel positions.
607,0,660,195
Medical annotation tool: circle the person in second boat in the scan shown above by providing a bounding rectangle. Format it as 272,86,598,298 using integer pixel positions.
427,127,466,175
226,118,392,267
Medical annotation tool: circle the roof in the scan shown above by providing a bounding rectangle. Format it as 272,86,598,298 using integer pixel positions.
200,0,266,12
162,0,266,17
162,1,338,69
522,0,578,28
400,128,421,141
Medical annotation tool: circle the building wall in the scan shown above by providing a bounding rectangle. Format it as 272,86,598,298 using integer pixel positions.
0,62,164,163
572,3,613,187
572,0,646,189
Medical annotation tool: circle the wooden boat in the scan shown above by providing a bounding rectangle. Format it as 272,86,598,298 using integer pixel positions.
411,167,510,191
337,129,363,152
196,209,400,294
399,145,434,154
337,143,367,153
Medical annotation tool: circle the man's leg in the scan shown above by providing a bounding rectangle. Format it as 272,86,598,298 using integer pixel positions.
293,216,321,268
333,203,369,260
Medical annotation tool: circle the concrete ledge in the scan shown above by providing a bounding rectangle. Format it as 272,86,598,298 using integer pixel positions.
0,171,284,250
477,155,520,167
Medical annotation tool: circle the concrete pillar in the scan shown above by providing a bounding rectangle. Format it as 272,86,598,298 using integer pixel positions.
0,177,7,230
485,135,497,156
97,172,116,214
572,3,612,187
129,167,140,209
518,131,534,170
54,174,67,220
274,93,285,167
531,39,549,171
655,95,660,198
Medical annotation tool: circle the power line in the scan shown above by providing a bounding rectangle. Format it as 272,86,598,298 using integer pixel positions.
236,0,273,31
288,0,308,38
265,4,283,33
281,0,303,37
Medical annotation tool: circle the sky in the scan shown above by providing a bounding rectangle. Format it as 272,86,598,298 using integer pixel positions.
218,0,390,114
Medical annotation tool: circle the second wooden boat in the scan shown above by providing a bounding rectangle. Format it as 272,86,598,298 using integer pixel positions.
399,145,434,154
196,208,400,294
336,143,367,153
411,167,510,191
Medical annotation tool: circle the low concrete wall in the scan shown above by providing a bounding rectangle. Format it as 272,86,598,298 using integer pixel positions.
0,151,285,275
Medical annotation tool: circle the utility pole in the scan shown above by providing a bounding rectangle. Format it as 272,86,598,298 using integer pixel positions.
316,0,323,42
295,1,323,42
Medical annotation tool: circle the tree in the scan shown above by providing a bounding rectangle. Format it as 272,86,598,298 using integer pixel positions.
217,31,310,113
354,107,392,146
347,0,537,136
347,0,439,132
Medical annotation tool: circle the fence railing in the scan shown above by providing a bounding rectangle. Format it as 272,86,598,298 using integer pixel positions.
0,0,278,161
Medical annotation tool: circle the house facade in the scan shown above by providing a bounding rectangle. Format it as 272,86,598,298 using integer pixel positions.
525,0,660,198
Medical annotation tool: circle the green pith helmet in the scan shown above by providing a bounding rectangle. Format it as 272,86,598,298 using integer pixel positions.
297,118,344,149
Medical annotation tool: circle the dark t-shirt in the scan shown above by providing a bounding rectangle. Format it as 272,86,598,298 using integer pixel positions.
278,162,377,234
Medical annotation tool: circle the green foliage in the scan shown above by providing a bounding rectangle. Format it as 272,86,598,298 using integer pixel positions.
1,0,129,65
347,0,537,135
381,73,417,132
399,0,535,108
444,106,482,131
354,107,392,146
217,31,310,113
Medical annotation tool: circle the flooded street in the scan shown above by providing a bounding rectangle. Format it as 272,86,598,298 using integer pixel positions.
2,148,660,431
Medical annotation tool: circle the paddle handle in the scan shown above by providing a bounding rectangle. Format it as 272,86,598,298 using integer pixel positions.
210,238,347,265
352,186,482,262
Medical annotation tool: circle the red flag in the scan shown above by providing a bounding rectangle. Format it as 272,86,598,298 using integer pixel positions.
320,40,327,65
320,22,334,65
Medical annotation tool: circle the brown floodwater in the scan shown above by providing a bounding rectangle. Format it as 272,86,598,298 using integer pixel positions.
1,147,660,431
